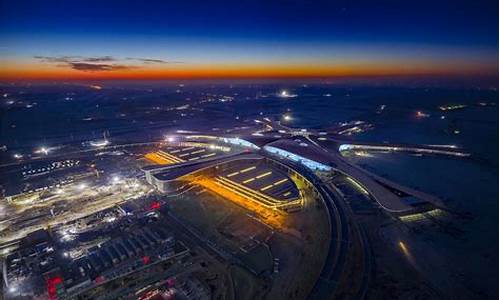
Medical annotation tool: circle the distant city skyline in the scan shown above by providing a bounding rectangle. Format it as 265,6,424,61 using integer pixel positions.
0,0,498,80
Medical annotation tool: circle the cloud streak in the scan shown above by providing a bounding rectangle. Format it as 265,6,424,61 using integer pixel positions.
34,55,116,63
33,55,178,72
68,62,133,72
126,57,183,64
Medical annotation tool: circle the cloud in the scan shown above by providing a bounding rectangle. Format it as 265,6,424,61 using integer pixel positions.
34,55,132,72
126,57,183,64
34,55,76,63
34,55,116,63
69,62,133,72
81,56,116,62
33,55,181,72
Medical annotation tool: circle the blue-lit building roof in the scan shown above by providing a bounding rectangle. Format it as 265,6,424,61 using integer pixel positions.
263,138,333,172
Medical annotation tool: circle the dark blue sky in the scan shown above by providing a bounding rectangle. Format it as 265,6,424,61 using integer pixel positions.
0,0,497,79
1,0,497,44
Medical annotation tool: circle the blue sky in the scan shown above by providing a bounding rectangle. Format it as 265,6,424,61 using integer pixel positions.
0,0,497,79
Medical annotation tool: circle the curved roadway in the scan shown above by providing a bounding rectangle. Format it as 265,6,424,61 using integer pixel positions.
260,153,351,300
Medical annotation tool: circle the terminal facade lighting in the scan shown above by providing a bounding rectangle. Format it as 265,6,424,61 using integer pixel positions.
89,139,110,147
220,137,260,150
338,144,470,157
264,146,332,172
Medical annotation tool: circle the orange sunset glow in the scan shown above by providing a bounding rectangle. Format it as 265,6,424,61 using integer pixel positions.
0,59,496,80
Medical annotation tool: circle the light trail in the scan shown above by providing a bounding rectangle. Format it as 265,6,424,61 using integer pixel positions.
345,177,370,195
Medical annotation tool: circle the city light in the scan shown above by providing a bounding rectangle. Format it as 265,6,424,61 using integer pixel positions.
416,111,430,118
13,153,23,159
165,135,176,143
278,90,297,98
283,114,292,121
90,139,110,147
129,182,140,189
112,175,122,184
35,147,50,155
77,183,87,190
398,241,415,263
150,201,161,210
61,231,75,242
